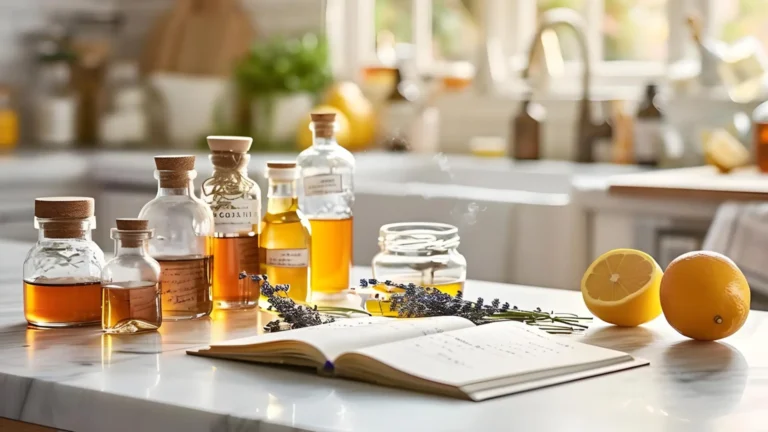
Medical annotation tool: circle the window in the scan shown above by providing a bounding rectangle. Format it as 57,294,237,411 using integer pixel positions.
339,0,768,93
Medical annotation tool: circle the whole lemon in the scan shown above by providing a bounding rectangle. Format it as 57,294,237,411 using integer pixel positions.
323,81,376,151
581,248,663,327
296,105,351,150
660,251,750,341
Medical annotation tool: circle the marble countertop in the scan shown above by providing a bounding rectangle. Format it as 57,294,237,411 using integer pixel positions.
0,241,765,431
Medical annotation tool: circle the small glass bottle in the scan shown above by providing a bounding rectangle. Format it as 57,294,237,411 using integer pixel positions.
297,113,355,301
201,136,261,309
260,161,312,304
101,219,162,333
752,101,768,173
139,155,214,320
371,222,467,296
23,197,104,327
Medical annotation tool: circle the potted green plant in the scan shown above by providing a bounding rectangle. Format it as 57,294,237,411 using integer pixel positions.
234,34,332,151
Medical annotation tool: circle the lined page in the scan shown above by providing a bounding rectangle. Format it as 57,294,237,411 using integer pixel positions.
348,321,630,386
209,316,474,361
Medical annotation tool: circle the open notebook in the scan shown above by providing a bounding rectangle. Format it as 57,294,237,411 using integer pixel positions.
189,316,648,401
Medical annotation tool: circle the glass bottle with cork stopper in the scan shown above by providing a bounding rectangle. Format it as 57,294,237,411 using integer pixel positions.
101,218,162,333
260,161,312,304
138,155,214,320
297,112,355,301
23,197,104,327
201,136,261,309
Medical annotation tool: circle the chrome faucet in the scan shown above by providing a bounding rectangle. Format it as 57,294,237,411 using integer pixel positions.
511,8,612,163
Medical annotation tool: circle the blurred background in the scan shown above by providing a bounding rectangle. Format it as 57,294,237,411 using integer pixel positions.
3,0,768,294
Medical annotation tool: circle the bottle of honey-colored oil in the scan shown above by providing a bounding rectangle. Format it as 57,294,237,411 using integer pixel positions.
139,155,214,320
23,197,104,327
201,136,261,309
260,161,311,303
101,219,162,333
296,113,355,301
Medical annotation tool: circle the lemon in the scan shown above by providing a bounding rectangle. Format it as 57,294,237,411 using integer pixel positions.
322,81,376,151
296,105,351,150
661,251,750,341
581,248,663,327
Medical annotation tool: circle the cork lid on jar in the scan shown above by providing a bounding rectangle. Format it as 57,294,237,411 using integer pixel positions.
207,136,253,153
310,113,336,138
35,197,95,219
154,155,195,171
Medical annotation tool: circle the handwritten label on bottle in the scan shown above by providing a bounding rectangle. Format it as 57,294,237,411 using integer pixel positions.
213,198,260,233
265,249,309,268
158,258,211,312
128,283,161,321
303,174,343,196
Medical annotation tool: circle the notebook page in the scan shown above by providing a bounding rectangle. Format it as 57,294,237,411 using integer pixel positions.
349,321,630,386
209,316,474,362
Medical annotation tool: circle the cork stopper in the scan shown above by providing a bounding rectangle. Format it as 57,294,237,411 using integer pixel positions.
154,155,195,188
310,112,336,139
115,218,149,231
267,161,296,169
154,155,195,171
207,136,253,153
113,218,153,247
265,161,298,181
35,197,94,219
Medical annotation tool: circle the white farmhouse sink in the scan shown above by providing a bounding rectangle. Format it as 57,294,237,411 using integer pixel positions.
351,154,643,290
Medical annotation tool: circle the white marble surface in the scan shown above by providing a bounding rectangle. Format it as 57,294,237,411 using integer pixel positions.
0,241,766,431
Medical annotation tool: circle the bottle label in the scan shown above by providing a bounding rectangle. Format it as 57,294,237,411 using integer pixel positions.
128,283,160,321
303,174,343,196
212,198,260,233
265,248,308,267
158,258,211,311
633,119,662,163
38,97,76,145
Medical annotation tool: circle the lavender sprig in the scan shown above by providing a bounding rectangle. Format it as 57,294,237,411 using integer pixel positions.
240,272,335,332
363,278,591,333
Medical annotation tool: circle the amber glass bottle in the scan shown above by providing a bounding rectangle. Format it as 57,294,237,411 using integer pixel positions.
260,162,311,303
201,136,261,309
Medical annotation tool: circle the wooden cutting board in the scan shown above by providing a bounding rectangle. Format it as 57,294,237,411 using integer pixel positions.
608,166,768,201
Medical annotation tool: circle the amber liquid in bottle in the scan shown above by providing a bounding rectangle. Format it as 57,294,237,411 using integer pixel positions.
211,235,260,308
755,122,768,173
102,281,162,333
260,205,311,304
23,279,102,327
156,255,213,320
309,217,352,293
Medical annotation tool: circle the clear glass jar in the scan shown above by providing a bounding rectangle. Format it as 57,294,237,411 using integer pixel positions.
371,222,467,296
138,155,214,320
101,219,162,333
297,113,355,299
23,197,104,327
201,136,261,309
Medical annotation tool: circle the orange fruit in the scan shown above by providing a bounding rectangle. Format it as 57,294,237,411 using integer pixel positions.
660,251,750,341
581,249,663,327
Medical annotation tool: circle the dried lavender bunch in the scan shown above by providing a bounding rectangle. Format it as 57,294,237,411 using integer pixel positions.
239,272,335,332
362,279,591,333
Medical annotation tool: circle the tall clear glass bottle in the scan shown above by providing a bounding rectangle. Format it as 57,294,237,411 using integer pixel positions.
23,197,104,327
201,136,261,309
260,162,312,304
296,113,355,300
138,155,214,320
101,219,162,333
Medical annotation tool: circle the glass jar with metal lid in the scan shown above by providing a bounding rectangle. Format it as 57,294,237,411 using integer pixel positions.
371,222,467,296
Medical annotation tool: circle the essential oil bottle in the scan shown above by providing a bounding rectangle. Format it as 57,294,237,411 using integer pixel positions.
139,155,214,320
201,136,261,309
296,113,355,300
101,219,162,333
23,197,104,327
260,161,311,303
